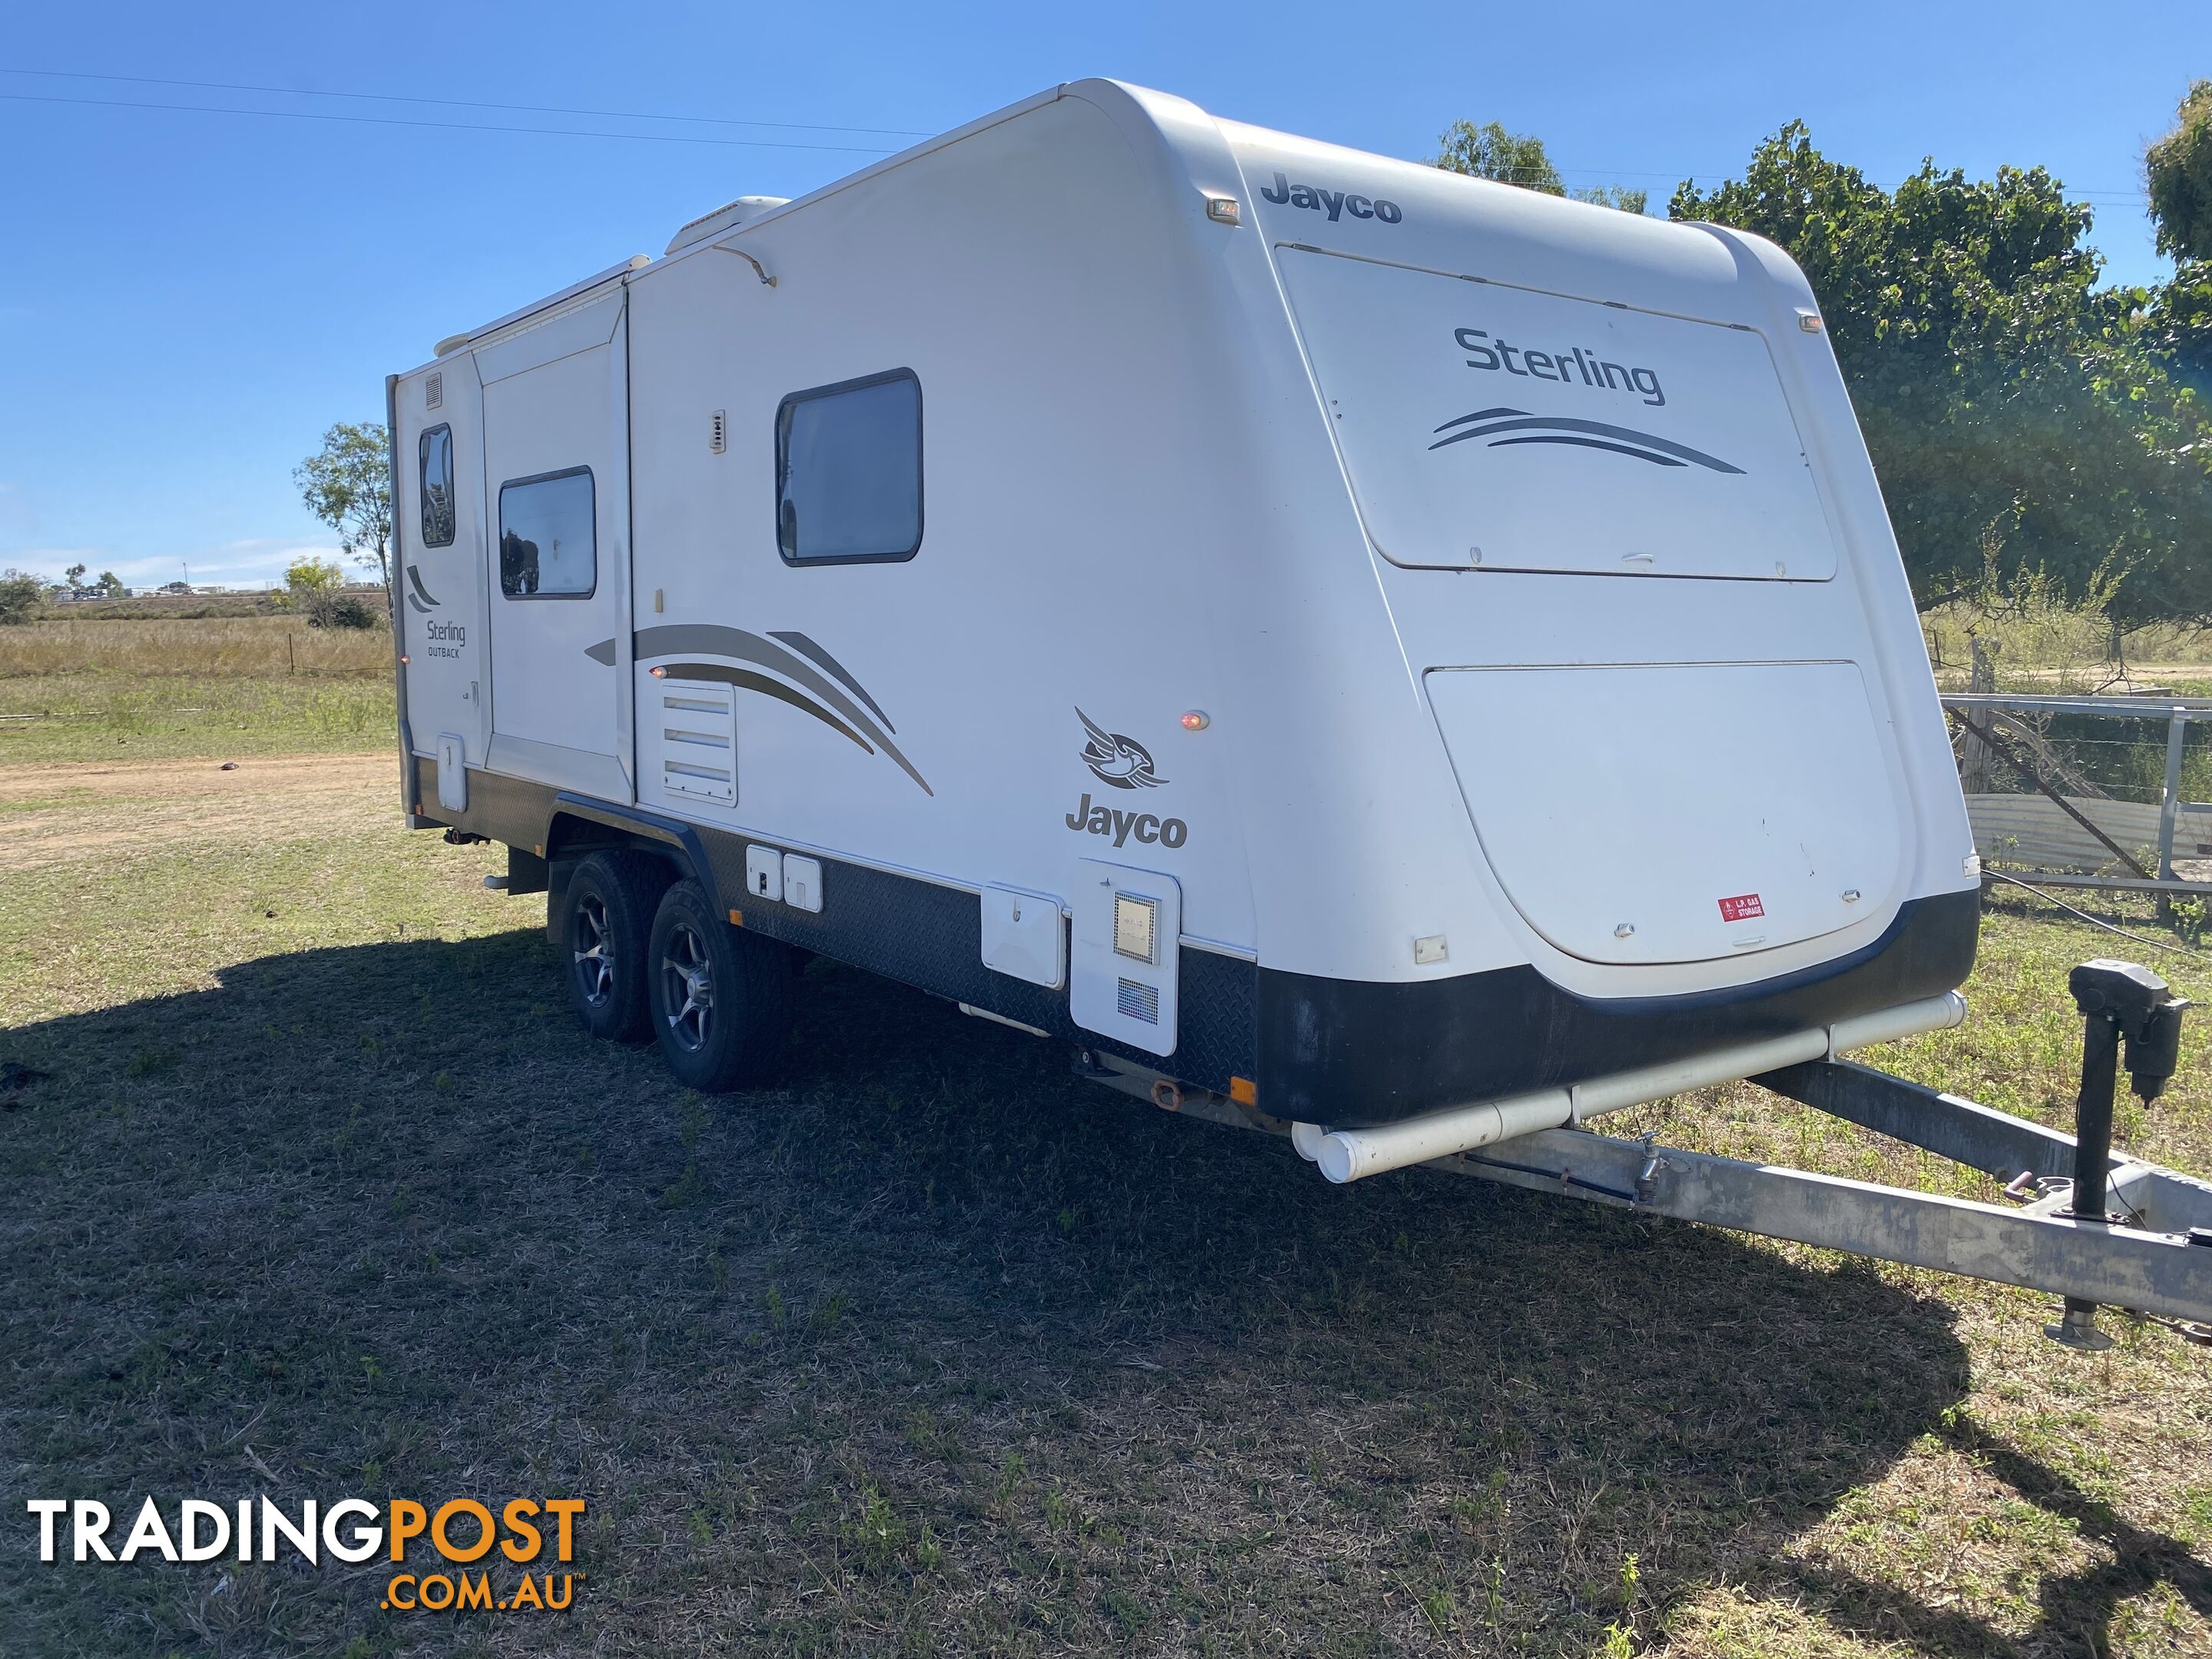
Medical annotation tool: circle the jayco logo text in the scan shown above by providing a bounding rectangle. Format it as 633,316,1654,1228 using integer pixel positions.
1259,172,1403,224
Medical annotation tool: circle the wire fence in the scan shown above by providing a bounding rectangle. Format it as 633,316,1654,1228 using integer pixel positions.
1943,693,2212,899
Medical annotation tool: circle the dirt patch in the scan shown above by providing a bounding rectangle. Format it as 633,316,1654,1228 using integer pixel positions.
0,752,401,867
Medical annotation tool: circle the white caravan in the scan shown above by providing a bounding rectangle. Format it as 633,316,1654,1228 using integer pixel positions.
388,78,1983,1164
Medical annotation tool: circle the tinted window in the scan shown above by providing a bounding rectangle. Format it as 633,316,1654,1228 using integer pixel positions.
498,468,595,598
775,370,922,564
419,425,455,548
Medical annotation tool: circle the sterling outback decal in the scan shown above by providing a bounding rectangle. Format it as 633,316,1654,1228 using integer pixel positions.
1077,709,1165,790
583,625,930,795
1429,407,1743,473
404,566,441,614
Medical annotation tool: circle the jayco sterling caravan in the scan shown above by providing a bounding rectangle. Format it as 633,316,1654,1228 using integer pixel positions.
390,81,2212,1344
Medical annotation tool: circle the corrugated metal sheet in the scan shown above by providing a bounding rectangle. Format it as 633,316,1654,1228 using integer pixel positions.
1964,794,2197,873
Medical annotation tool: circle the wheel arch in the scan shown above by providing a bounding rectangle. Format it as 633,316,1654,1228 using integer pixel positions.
542,795,726,941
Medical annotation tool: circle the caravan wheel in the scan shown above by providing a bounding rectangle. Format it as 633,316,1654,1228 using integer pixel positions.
647,879,792,1091
562,850,670,1042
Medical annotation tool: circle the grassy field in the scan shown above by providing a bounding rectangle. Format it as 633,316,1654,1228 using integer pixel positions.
0,618,395,763
0,752,2209,1657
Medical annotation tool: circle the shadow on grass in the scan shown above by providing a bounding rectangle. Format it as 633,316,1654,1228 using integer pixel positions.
0,930,2176,1656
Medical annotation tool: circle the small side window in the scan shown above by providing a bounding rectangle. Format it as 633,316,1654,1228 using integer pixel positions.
498,468,595,598
774,369,922,565
419,425,455,548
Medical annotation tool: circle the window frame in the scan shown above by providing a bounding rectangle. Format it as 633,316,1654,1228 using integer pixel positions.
418,423,456,549
773,367,925,568
496,465,598,601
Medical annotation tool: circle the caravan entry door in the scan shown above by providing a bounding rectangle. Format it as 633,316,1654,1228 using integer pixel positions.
478,290,634,800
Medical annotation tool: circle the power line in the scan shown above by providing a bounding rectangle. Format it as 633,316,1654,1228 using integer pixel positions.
0,90,902,154
4,70,2151,201
0,65,932,139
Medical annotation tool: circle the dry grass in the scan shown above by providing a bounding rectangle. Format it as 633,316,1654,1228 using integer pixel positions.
0,617,391,679
1919,571,2212,698
0,760,2207,1657
0,616,396,763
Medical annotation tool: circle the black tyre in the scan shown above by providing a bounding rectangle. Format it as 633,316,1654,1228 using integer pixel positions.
647,879,793,1091
563,850,671,1041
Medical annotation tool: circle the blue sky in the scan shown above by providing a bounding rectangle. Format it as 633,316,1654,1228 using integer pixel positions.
2,1,2204,588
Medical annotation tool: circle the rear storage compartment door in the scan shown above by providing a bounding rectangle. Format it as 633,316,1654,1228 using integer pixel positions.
1426,663,1905,965
1278,247,1837,581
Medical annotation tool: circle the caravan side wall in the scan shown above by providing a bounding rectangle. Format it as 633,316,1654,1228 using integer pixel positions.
389,79,1978,1127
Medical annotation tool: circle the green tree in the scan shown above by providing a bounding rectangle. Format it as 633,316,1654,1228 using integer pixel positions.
1436,119,1565,192
2142,83,2212,402
95,571,123,598
2137,264,2212,400
284,555,344,596
0,568,43,625
62,561,86,590
1433,120,1647,213
294,422,393,591
2146,78,2212,263
1671,122,2212,620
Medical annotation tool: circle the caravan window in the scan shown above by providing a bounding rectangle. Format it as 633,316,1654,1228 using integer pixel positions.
419,425,455,548
774,369,922,564
497,468,595,598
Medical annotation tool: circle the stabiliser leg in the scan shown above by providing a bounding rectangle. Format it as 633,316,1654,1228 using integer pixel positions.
2047,962,2191,1349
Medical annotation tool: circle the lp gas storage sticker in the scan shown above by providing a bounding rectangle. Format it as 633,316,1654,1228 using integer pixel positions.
1718,893,1766,922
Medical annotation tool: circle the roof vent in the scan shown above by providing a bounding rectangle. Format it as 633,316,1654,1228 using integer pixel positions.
666,195,792,256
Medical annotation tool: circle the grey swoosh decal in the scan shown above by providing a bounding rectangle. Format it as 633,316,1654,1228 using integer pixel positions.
583,637,618,666
1486,434,1687,466
407,594,435,614
770,631,893,733
1429,410,1743,473
406,566,440,608
632,624,930,795
660,664,875,755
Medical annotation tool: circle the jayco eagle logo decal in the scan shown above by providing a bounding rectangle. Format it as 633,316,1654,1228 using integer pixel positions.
1076,708,1165,790
1066,710,1187,848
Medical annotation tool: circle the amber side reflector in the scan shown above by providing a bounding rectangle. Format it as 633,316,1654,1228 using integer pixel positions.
533,844,545,857
1229,1075,1257,1106
728,909,744,927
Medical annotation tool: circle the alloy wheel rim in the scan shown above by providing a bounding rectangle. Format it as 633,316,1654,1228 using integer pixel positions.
661,922,714,1052
573,894,615,1007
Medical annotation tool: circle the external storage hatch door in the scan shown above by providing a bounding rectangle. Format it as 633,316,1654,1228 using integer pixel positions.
1277,247,1838,581
1426,663,1905,965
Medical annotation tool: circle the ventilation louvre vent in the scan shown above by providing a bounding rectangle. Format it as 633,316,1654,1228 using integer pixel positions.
425,372,443,411
659,680,736,806
1116,979,1160,1025
709,409,727,455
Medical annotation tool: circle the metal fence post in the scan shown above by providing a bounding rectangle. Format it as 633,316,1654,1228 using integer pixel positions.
2157,708,2187,882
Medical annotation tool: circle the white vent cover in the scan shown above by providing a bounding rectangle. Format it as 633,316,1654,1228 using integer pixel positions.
665,194,793,256
425,372,443,410
1071,859,1180,1057
710,409,727,455
657,679,736,806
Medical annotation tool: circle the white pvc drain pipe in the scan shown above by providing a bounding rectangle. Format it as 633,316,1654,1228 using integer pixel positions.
1301,991,1966,1185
